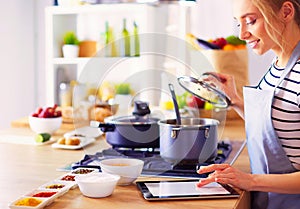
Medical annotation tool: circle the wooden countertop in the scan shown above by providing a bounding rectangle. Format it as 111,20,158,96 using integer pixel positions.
1,118,250,209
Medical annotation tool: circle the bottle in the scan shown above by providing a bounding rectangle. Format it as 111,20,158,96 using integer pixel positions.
104,21,118,57
121,18,131,57
104,21,111,57
59,82,72,107
133,21,140,57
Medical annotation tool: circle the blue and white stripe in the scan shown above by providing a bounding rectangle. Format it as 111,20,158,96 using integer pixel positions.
258,61,300,170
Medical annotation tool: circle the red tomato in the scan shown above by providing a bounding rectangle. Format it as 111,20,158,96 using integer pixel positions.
186,95,205,109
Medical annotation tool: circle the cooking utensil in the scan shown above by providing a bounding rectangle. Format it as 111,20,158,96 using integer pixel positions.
177,73,231,108
90,101,160,148
158,118,219,164
168,83,181,125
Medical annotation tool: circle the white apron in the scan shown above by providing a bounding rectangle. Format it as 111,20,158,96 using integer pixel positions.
243,41,300,209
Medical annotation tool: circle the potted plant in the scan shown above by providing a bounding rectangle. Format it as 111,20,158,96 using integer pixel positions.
62,31,80,58
115,83,132,95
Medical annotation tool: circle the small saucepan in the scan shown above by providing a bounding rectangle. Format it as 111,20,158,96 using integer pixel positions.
90,101,160,149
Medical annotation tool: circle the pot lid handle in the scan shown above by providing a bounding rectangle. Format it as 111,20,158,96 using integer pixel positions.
132,101,151,116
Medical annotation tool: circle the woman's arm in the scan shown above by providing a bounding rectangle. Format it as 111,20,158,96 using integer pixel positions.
197,164,300,194
251,172,300,194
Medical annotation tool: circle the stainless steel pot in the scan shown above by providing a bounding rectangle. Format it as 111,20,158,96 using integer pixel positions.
158,118,219,164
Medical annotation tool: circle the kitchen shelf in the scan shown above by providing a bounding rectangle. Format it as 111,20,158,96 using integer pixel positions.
47,4,145,15
45,4,153,105
45,4,192,105
52,57,90,65
52,57,134,65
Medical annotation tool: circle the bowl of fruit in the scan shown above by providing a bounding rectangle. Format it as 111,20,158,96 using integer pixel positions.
29,104,62,134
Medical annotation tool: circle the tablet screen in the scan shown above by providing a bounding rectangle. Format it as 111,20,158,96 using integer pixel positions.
136,180,239,200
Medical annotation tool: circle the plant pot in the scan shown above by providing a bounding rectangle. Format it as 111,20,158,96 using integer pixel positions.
62,44,79,58
114,94,133,115
79,41,97,57
57,0,80,6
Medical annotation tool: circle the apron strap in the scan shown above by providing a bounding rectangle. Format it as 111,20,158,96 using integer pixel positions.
275,41,300,88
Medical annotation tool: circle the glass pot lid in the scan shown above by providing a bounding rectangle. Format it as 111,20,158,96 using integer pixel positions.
177,73,231,108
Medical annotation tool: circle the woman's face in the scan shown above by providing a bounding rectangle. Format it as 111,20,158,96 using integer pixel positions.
233,0,277,55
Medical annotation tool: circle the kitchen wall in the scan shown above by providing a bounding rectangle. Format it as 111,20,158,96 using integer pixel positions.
0,1,35,129
0,0,275,129
0,0,52,129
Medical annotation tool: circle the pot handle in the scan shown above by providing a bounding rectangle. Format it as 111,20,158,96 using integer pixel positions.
170,127,181,139
170,127,210,139
90,120,115,132
204,127,210,139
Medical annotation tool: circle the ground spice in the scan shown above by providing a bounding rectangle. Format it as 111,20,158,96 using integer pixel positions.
33,191,57,198
15,197,42,206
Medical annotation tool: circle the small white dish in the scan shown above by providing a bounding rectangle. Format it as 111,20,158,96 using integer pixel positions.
25,189,60,199
38,180,73,194
9,197,48,209
54,174,78,189
99,158,144,186
64,126,103,138
28,116,62,134
51,137,95,150
75,172,120,198
24,189,59,206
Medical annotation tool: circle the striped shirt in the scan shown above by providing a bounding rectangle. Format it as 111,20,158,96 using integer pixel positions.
258,60,300,170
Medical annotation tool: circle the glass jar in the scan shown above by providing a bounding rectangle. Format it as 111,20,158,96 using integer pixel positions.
59,82,72,107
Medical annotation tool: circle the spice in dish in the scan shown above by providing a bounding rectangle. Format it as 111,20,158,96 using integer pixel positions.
32,191,57,198
109,163,130,166
72,168,95,174
15,197,42,206
61,175,76,181
46,184,65,189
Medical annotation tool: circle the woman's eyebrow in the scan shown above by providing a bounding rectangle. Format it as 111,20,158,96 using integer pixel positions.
240,12,258,19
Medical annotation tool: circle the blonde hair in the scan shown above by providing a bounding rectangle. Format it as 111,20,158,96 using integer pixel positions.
252,0,300,50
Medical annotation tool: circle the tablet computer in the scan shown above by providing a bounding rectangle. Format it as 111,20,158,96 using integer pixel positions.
136,179,239,201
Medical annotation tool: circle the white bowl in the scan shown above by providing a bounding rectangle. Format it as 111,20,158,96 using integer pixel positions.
29,116,62,134
75,172,120,198
99,158,144,185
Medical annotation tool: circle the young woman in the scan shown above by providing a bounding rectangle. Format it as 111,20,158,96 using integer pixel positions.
196,0,300,208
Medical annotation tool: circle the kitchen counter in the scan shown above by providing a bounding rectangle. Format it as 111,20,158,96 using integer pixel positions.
1,118,250,209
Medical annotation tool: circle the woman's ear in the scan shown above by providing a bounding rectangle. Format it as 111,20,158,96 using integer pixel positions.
280,1,295,21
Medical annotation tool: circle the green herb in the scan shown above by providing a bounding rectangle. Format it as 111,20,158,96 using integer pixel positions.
63,31,79,45
115,83,131,95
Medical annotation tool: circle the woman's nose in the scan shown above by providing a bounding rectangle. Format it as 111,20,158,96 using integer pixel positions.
239,25,251,41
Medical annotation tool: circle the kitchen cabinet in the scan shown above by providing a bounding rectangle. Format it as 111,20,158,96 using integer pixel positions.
45,4,193,105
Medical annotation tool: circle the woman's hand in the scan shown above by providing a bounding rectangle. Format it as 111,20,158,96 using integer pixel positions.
203,72,240,105
196,164,253,191
203,72,245,118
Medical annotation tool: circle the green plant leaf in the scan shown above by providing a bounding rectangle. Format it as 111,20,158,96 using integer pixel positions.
115,83,131,95
63,31,79,45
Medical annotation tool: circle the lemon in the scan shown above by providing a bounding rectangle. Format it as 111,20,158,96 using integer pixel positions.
161,101,174,110
204,102,214,110
35,133,51,143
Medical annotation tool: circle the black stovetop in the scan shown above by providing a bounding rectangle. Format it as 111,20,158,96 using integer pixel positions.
72,141,234,178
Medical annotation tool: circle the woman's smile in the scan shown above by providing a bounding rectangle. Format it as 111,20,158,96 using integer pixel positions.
247,39,260,49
